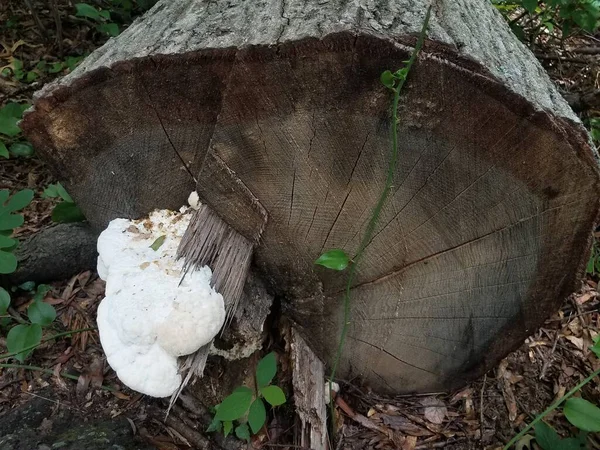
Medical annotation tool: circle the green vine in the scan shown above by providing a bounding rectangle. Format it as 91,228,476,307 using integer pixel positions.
316,6,432,430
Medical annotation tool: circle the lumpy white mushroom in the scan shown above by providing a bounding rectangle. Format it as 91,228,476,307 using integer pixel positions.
96,209,225,397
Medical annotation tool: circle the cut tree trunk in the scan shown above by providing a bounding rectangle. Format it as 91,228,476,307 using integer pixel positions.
22,0,600,394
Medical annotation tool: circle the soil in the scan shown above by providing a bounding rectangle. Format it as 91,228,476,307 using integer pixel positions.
1,1,600,449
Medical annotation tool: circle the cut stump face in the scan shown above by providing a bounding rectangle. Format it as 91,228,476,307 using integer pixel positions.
23,32,600,393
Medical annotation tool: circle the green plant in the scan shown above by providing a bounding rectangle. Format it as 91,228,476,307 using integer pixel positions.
0,103,33,159
0,189,33,273
314,7,431,430
587,237,600,276
42,183,86,223
505,337,600,449
75,3,120,36
207,352,286,441
492,0,600,44
5,284,56,362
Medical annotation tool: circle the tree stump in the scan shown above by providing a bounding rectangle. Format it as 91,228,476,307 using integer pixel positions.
22,0,600,394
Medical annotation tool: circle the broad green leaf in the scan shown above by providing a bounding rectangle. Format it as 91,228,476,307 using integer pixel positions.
0,214,24,231
8,142,34,157
380,70,395,89
235,423,250,441
98,9,111,19
523,0,538,14
0,287,10,315
223,420,233,437
0,235,17,249
206,416,222,433
0,103,26,137
55,183,74,202
150,235,167,251
51,202,85,223
0,250,17,274
6,323,42,362
0,190,9,204
28,301,56,326
248,398,266,434
535,421,588,450
0,141,8,159
75,3,103,20
564,397,600,431
315,249,349,271
97,23,120,36
215,386,254,421
6,189,33,212
26,71,38,83
256,352,277,388
41,184,60,199
535,422,561,450
48,62,64,74
260,385,286,406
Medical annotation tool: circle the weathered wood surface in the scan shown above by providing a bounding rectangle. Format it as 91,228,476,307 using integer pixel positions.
22,0,600,394
290,327,327,450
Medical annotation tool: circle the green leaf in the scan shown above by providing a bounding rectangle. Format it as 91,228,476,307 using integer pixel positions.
235,423,251,441
18,281,36,292
51,202,85,223
75,3,103,20
48,62,64,74
223,420,233,437
535,421,588,450
0,214,24,231
97,23,120,36
523,0,538,14
0,235,17,250
248,398,266,434
0,250,17,274
256,352,277,388
564,397,600,431
315,249,349,271
215,386,254,421
8,142,34,157
0,287,10,315
6,324,42,362
41,184,60,199
6,189,33,212
0,141,8,159
26,71,38,83
55,183,74,202
0,103,27,137
535,422,561,450
33,284,51,303
150,235,167,251
206,416,222,433
28,301,56,326
380,70,395,89
260,385,286,406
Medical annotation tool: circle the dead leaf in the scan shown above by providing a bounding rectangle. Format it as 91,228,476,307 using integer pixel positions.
565,335,584,351
112,390,131,400
380,414,431,436
498,360,518,422
401,435,417,450
576,291,597,305
420,397,447,425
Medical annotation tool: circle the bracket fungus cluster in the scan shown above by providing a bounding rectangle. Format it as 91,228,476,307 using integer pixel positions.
96,208,225,397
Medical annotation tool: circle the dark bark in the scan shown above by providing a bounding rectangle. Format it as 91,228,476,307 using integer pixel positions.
10,223,98,285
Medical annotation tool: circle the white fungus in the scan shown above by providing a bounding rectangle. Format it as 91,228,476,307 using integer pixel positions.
96,209,225,398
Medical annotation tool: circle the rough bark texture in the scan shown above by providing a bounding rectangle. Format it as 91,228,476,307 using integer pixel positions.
10,223,98,285
22,0,600,394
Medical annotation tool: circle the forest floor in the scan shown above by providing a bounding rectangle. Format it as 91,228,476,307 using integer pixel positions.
1,1,600,449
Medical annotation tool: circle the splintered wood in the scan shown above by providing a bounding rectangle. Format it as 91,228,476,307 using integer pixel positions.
290,328,328,450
